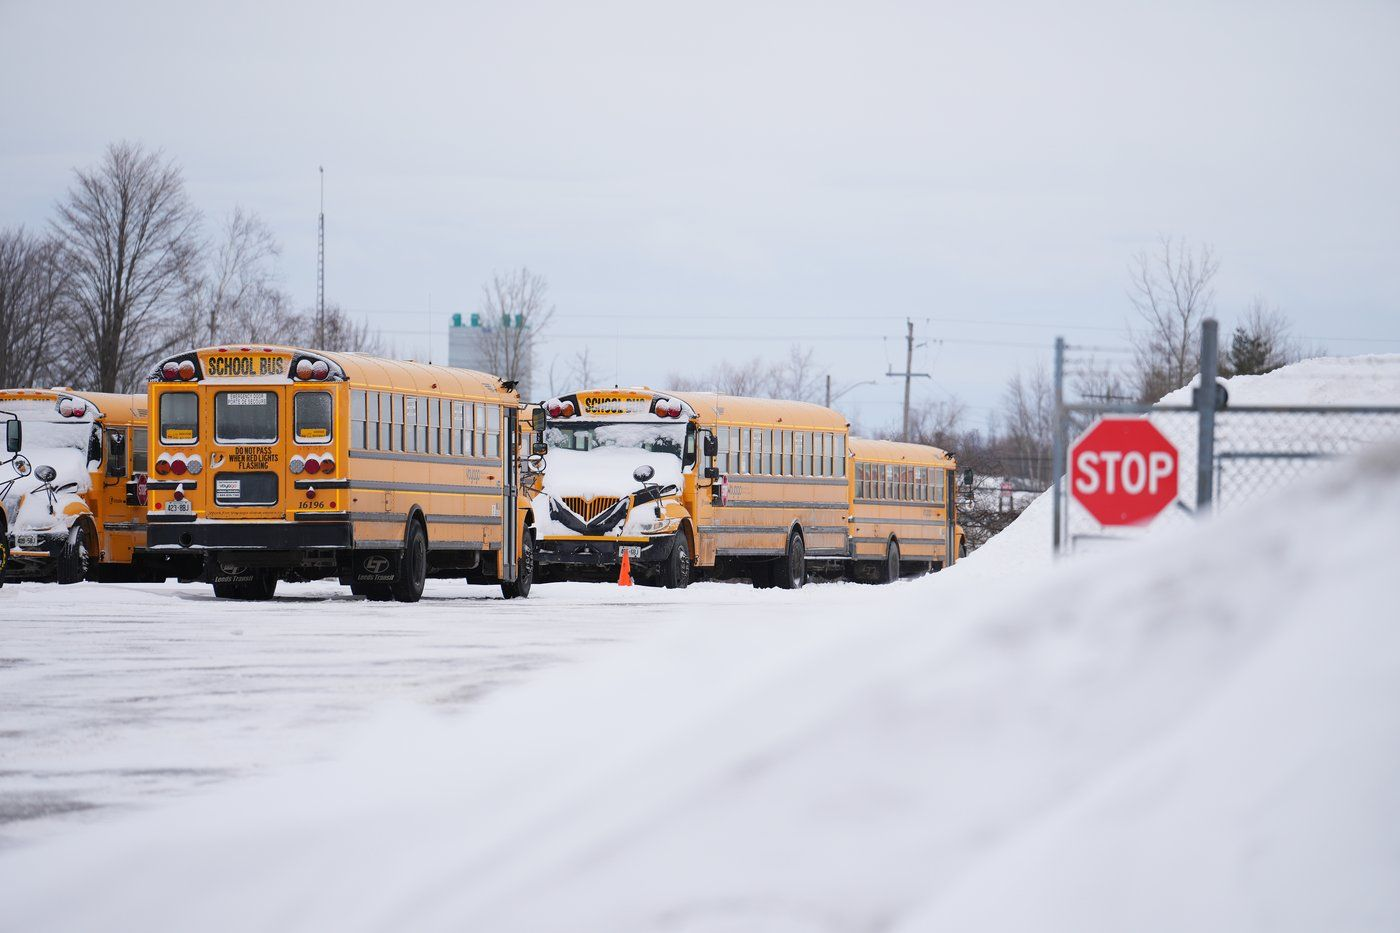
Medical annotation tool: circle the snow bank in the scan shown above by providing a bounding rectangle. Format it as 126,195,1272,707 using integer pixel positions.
1159,354,1400,406
5,445,1399,930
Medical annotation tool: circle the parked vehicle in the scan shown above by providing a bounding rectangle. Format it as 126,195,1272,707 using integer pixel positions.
0,389,153,584
144,345,534,601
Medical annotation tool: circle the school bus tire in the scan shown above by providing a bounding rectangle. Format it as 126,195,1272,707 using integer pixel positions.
392,518,428,603
501,525,535,599
876,538,900,585
56,520,95,585
774,529,807,590
661,530,692,590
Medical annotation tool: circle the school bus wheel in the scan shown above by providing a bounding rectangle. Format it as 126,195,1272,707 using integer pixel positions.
661,529,692,590
501,525,534,600
774,528,807,590
876,538,901,585
56,519,96,585
391,519,428,603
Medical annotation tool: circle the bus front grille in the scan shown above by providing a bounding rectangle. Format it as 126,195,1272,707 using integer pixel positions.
562,496,621,521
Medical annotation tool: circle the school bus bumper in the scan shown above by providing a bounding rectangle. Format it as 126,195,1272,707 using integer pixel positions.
146,514,354,551
537,535,675,565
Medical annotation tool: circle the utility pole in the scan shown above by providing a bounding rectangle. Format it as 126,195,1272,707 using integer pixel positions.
886,318,930,441
317,166,325,347
825,374,831,408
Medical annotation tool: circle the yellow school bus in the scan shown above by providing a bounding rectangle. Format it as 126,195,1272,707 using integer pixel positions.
1,389,154,584
532,388,849,588
145,346,532,601
847,436,964,583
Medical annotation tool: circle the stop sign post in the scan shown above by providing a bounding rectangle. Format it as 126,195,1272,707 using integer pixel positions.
1069,418,1178,526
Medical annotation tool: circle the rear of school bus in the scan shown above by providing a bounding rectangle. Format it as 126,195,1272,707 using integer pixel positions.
146,346,349,597
146,345,528,601
847,437,962,583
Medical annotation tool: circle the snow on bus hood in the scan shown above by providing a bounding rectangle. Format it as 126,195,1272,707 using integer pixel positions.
538,446,683,500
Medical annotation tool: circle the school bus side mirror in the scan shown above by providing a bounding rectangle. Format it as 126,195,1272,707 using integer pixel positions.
702,433,718,459
962,468,974,487
4,419,19,454
531,409,545,433
704,466,720,480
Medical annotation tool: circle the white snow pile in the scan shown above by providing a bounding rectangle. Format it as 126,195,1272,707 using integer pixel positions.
1160,353,1400,406
6,467,1400,929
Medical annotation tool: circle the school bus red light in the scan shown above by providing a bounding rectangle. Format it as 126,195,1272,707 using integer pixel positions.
161,362,180,380
178,360,196,381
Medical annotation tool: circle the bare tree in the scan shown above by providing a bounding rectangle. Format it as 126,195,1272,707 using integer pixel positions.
1000,363,1055,486
475,267,555,395
196,207,280,346
314,302,386,355
1128,236,1218,402
892,396,967,451
1071,355,1132,404
549,347,599,394
666,344,827,403
0,228,68,387
53,142,202,392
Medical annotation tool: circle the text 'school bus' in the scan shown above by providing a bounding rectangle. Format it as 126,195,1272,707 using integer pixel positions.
0,389,153,585
145,346,534,602
847,437,965,583
531,388,851,589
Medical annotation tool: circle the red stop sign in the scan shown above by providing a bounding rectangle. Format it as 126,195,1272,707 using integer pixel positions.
1069,418,1178,526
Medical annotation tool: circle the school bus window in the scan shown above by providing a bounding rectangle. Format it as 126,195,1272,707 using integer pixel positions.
215,391,278,445
295,391,333,445
160,391,198,444
486,405,501,458
131,427,148,474
351,390,366,449
451,401,464,456
835,435,846,476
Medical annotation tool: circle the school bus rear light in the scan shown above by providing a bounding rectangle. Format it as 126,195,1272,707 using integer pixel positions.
155,455,171,475
304,457,321,475
170,457,187,476
319,456,334,474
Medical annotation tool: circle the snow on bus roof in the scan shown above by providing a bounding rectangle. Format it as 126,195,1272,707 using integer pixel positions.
0,389,146,424
178,346,518,402
563,387,848,430
847,435,953,464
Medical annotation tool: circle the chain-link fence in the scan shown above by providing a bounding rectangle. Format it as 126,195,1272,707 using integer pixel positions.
1052,323,1400,553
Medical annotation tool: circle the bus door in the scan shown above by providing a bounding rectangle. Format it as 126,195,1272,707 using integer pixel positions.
501,405,518,582
945,468,956,565
98,424,144,562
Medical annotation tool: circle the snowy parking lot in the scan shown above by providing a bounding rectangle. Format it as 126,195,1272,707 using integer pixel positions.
0,578,761,847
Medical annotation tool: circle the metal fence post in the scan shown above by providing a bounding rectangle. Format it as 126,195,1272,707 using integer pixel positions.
1051,336,1066,554
1196,318,1219,513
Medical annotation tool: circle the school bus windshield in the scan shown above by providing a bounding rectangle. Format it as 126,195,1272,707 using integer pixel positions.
544,421,686,457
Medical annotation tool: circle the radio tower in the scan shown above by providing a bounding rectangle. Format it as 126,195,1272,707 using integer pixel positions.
316,166,326,346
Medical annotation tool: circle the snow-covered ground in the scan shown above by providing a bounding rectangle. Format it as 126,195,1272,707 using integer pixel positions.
1,356,1398,933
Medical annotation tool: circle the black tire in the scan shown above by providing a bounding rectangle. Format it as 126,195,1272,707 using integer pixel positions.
876,539,900,585
501,526,535,599
56,524,92,584
213,569,278,600
661,532,692,590
750,559,775,589
774,530,807,590
392,520,427,603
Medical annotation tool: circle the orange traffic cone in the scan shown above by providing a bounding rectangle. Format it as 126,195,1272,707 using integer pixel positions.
618,549,634,587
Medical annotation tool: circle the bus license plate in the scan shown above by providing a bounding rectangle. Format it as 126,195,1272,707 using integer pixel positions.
620,546,641,558
16,533,40,548
166,499,193,514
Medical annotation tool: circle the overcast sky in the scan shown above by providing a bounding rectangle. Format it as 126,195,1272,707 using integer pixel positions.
2,0,1397,428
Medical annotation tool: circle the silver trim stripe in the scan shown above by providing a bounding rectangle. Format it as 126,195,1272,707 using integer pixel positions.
725,475,848,487
698,524,847,536
348,511,501,526
353,480,500,495
722,499,847,510
350,449,501,468
852,517,948,528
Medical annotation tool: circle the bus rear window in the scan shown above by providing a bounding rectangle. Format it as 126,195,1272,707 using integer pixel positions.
215,391,279,444
160,392,198,444
294,392,333,444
